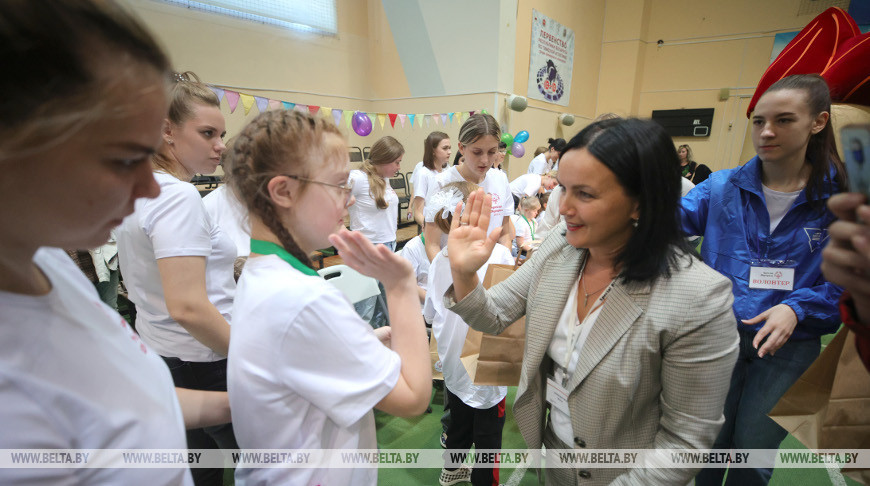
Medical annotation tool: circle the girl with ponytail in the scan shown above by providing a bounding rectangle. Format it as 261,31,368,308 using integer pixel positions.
348,135,405,250
225,110,430,486
116,70,238,485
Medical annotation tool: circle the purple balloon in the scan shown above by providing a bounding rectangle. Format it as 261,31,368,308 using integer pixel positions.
511,142,525,158
351,111,373,137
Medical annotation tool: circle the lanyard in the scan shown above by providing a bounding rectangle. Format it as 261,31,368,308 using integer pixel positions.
250,239,319,277
561,263,614,385
521,214,536,240
420,234,425,246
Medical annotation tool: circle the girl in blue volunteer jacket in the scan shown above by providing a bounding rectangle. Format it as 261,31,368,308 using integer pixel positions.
682,74,846,486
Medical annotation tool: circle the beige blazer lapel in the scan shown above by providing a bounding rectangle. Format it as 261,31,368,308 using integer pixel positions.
564,280,649,392
521,244,583,388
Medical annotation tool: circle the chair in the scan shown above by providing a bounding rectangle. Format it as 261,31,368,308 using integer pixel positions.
389,174,411,222
318,264,380,304
363,146,371,160
349,146,364,170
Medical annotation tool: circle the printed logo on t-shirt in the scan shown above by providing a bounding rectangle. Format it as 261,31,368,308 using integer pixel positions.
96,303,149,355
490,192,503,215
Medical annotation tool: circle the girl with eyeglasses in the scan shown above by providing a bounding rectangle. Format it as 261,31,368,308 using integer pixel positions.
225,110,430,486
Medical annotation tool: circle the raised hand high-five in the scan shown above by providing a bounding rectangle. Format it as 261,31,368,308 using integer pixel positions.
447,188,503,301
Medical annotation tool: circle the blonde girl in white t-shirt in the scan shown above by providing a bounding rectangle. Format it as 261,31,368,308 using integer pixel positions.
225,110,431,486
423,114,515,262
0,2,230,484
349,135,404,250
412,131,452,227
511,195,542,255
423,182,512,486
116,71,238,485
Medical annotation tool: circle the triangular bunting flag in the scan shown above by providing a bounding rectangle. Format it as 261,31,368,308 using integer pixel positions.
433,113,440,125
268,99,281,110
332,109,343,126
239,93,256,115
209,87,225,103
408,114,416,126
417,114,424,127
453,112,460,123
388,113,397,128
469,110,476,116
424,114,431,127
322,107,332,119
282,101,294,110
344,110,353,129
377,113,386,129
294,104,308,113
225,90,240,113
254,96,268,113
398,114,407,127
441,113,448,125
308,105,320,116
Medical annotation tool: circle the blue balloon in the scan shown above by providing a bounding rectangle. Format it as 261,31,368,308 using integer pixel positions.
514,130,529,144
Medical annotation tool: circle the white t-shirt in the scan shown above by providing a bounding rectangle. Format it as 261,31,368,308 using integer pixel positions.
229,255,401,486
510,173,543,199
680,177,696,198
348,170,399,244
409,160,424,188
398,235,430,291
0,248,191,485
527,152,552,175
413,165,439,200
117,172,236,362
424,245,512,408
425,166,514,237
511,213,537,243
762,185,801,233
202,184,251,256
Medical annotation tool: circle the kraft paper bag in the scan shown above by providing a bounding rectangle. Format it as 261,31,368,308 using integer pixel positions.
459,263,526,386
769,328,870,483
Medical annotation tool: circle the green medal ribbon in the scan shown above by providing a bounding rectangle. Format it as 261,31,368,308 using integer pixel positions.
521,215,536,240
250,239,319,277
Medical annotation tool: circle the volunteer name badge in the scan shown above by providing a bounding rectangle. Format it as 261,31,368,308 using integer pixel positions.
749,266,795,291
546,377,570,415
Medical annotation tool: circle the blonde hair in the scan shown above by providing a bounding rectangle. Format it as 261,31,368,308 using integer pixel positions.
361,136,404,209
434,181,479,234
519,195,541,213
533,146,548,157
152,71,221,180
0,0,170,162
226,110,345,269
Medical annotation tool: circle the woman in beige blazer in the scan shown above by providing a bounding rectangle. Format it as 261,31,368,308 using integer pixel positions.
445,118,739,485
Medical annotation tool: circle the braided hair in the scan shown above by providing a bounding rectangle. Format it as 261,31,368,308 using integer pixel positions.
225,110,345,269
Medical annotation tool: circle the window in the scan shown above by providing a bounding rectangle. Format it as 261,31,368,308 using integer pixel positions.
154,0,337,35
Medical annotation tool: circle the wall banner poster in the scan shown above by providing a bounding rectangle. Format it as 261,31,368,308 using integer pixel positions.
527,9,574,106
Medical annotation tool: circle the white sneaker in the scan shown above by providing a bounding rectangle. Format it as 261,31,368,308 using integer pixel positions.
439,464,472,486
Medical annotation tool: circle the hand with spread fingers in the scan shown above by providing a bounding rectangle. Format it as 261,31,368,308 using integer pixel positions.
446,189,503,297
328,229,415,290
742,304,798,358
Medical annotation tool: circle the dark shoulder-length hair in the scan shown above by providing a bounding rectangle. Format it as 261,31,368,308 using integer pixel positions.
563,118,694,283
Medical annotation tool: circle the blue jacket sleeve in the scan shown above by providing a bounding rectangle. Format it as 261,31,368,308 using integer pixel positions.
781,276,844,334
679,179,711,237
